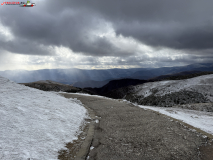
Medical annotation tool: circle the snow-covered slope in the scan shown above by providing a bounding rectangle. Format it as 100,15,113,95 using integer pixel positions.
135,74,213,99
129,74,213,107
139,105,213,136
0,76,87,160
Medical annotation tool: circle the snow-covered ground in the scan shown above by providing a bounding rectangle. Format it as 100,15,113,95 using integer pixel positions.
133,74,213,101
139,105,213,136
0,76,87,160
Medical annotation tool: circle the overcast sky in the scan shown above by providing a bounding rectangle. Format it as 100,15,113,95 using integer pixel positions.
0,0,213,70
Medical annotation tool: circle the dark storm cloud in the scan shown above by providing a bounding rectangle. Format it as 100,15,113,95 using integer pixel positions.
54,0,213,51
0,0,213,57
0,38,54,55
0,2,124,56
116,21,213,50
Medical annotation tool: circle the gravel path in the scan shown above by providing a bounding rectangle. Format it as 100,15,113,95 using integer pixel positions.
62,93,210,160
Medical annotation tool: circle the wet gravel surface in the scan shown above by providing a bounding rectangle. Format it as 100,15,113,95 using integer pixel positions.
62,94,210,160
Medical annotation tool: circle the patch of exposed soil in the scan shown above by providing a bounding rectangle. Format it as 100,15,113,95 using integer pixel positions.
199,141,213,160
58,119,90,160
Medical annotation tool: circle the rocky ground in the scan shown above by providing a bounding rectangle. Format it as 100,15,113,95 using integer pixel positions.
61,94,212,160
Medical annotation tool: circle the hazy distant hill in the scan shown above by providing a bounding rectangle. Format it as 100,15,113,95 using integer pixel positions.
150,71,213,81
132,63,213,79
1,63,213,85
0,68,141,84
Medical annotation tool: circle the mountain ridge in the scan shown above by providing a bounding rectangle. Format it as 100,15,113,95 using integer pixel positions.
1,63,213,86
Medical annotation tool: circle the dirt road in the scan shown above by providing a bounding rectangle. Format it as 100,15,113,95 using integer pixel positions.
61,93,209,160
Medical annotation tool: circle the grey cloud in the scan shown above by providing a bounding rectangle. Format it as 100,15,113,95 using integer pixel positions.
0,38,55,55
0,3,128,57
116,22,213,51
65,0,213,52
1,0,213,59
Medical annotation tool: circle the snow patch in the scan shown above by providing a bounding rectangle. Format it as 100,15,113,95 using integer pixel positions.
0,76,87,160
139,105,213,135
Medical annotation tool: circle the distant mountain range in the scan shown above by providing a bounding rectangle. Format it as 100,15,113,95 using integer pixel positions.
149,71,213,81
1,63,213,88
